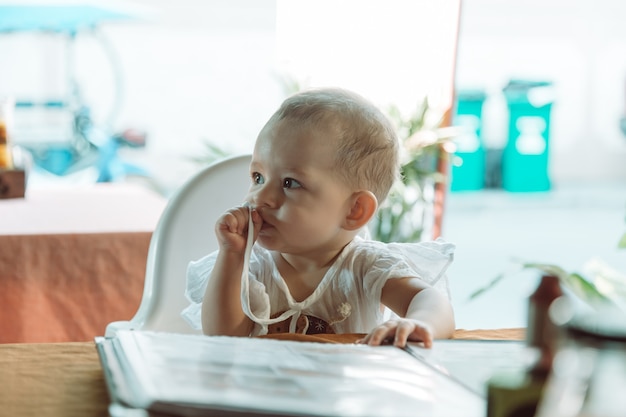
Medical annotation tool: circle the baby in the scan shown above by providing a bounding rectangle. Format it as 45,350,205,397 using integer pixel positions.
183,87,455,347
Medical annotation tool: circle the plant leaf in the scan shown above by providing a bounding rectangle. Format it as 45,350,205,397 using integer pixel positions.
468,265,523,300
519,263,615,309
470,261,616,311
520,262,570,280
565,272,615,307
188,140,230,164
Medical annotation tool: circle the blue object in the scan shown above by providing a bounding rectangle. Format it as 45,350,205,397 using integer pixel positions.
1,3,142,180
451,89,487,192
96,137,142,182
502,80,554,192
35,146,76,176
0,5,135,35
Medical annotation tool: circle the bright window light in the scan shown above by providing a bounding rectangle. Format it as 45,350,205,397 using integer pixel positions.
276,0,460,115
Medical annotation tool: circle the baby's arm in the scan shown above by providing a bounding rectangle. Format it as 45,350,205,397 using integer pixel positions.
359,278,455,348
201,206,262,336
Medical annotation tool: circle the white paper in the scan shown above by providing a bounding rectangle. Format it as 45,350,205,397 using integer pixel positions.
406,339,530,396
102,331,486,417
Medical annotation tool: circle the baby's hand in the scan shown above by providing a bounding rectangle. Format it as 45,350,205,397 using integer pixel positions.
357,318,434,348
215,206,262,254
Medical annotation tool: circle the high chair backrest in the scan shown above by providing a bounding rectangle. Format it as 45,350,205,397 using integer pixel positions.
105,154,252,337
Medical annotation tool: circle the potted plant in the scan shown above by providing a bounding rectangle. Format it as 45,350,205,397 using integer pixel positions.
470,225,626,314
370,98,459,243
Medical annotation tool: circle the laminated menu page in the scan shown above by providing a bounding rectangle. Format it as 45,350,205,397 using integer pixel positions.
95,330,485,417
404,339,529,397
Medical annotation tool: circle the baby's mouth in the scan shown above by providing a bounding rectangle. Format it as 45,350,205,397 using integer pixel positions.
254,210,273,231
260,220,274,231
258,216,275,232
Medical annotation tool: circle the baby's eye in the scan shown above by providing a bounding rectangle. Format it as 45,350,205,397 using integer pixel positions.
252,172,264,185
282,178,302,189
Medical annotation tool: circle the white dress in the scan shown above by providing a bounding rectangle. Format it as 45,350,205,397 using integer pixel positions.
182,236,455,336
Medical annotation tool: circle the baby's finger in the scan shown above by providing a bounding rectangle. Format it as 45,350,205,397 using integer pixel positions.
400,323,434,349
250,209,263,237
392,321,414,348
362,322,396,346
218,207,248,235
410,327,433,348
217,212,239,235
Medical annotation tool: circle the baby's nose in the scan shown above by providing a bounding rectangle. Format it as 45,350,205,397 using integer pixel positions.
250,184,277,208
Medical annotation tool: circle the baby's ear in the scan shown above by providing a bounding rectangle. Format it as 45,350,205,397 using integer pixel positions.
344,191,378,230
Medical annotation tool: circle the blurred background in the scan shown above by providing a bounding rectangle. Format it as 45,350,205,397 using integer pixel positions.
2,0,625,329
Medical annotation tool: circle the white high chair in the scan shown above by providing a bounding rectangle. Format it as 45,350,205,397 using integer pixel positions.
105,154,252,337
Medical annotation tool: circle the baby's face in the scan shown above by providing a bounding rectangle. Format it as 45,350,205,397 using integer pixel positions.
246,120,354,255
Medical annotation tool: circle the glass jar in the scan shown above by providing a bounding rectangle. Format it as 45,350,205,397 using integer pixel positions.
535,310,626,417
0,96,14,169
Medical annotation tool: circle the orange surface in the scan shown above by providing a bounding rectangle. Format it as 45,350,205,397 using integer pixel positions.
0,232,150,343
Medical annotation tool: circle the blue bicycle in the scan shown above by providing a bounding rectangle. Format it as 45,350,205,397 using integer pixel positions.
1,4,148,182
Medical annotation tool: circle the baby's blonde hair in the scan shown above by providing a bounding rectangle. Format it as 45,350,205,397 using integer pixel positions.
264,88,400,204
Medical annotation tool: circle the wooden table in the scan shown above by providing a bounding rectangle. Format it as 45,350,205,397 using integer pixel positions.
0,329,525,417
0,183,167,343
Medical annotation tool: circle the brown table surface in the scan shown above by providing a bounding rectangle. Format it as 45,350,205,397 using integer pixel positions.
0,183,167,343
0,328,525,417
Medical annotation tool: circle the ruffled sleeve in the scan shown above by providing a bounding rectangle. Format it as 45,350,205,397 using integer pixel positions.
360,237,455,302
181,252,217,330
386,238,455,298
181,246,275,332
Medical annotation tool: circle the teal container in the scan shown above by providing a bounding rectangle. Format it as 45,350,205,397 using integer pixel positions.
450,89,486,192
502,80,554,192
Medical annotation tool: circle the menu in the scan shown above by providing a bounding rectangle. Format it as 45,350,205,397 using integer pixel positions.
96,330,488,417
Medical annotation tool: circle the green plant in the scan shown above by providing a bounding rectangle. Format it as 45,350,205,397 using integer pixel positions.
618,225,626,249
370,98,458,243
188,139,231,166
470,261,617,309
470,227,626,315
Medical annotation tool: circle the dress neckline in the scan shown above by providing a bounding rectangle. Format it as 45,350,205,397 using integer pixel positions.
269,239,358,309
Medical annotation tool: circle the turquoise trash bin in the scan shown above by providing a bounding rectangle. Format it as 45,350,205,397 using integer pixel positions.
450,89,487,191
502,80,554,192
